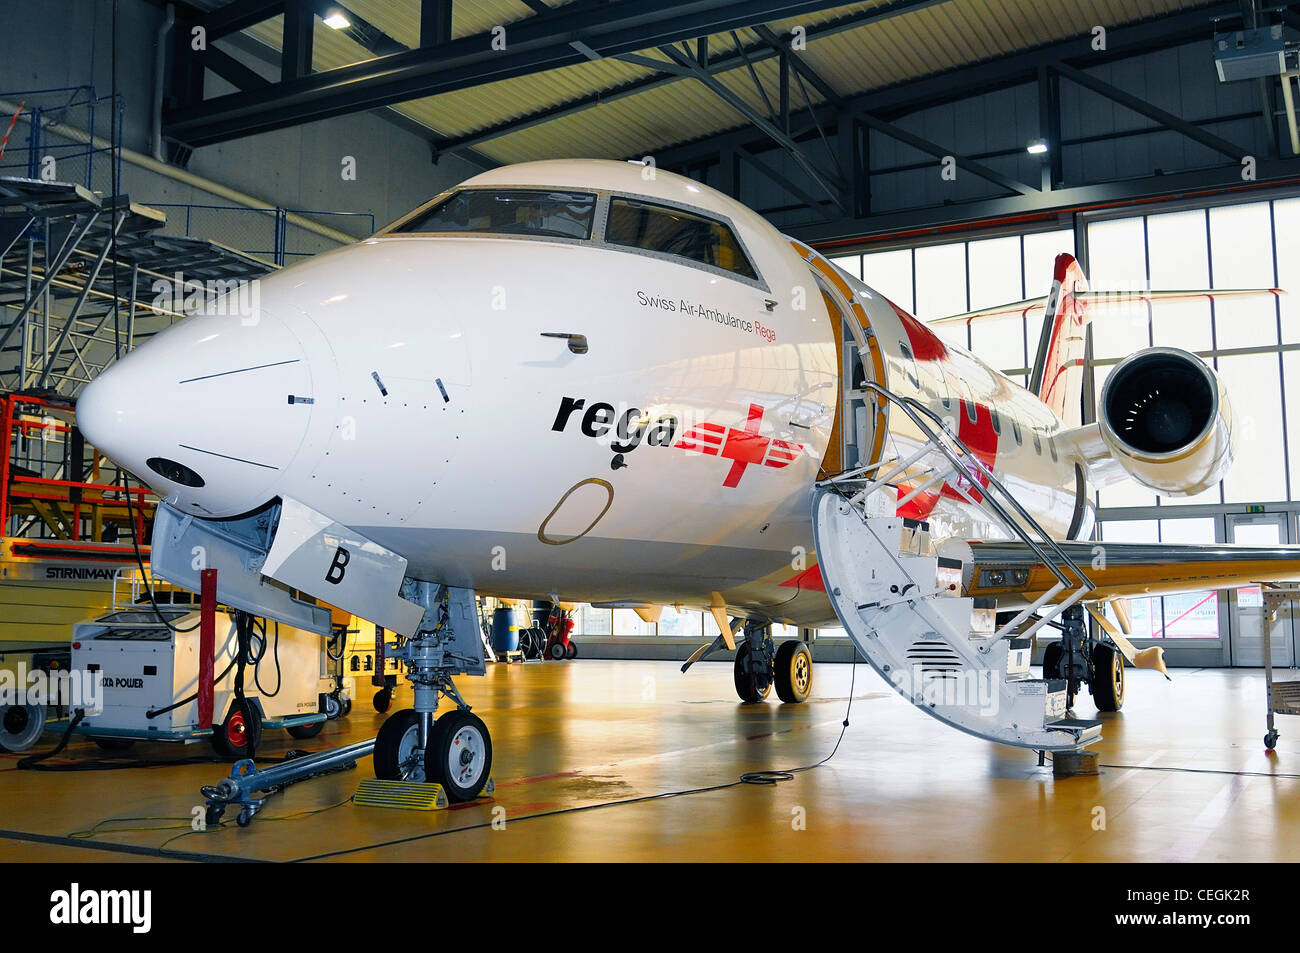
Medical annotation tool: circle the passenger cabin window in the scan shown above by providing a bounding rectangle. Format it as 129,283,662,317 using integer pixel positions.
898,343,920,390
1012,421,1022,445
1048,436,1059,462
394,189,597,240
1032,431,1043,456
990,408,1001,435
604,198,757,279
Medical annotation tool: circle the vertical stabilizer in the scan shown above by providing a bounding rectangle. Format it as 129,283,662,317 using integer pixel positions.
1031,253,1092,427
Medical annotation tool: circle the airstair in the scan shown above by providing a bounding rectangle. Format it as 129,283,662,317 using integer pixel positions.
813,382,1103,751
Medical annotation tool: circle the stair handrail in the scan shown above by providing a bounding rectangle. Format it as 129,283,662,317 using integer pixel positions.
837,382,1095,595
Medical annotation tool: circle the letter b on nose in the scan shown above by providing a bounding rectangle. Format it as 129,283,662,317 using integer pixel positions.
326,546,350,585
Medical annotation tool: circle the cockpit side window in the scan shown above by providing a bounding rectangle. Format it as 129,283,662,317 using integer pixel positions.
392,189,597,240
604,198,758,280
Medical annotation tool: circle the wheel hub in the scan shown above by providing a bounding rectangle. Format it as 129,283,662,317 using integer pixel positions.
4,706,29,734
398,724,426,783
448,726,484,786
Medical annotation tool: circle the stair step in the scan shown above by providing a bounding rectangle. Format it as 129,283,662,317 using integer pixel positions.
1048,717,1103,731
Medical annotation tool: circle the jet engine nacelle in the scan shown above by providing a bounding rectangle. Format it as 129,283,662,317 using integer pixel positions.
1098,346,1235,497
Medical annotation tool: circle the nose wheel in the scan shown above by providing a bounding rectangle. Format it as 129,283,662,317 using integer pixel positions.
373,706,492,801
427,709,492,801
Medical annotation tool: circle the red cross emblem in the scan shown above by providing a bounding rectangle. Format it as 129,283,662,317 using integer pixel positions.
673,403,802,488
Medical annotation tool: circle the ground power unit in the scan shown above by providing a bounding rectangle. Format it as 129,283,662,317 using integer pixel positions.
72,605,331,753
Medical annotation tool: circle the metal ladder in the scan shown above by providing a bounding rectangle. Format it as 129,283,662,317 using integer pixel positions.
812,382,1102,750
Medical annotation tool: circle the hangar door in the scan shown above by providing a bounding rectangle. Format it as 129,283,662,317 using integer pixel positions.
1227,512,1295,667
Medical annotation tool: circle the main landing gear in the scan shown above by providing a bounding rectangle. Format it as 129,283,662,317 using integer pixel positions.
1042,605,1124,713
372,583,492,801
733,622,813,705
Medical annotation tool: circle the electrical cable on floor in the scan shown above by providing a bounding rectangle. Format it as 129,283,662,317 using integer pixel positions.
291,655,863,863
1095,762,1300,780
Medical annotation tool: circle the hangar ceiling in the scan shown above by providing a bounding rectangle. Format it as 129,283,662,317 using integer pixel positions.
169,0,1220,164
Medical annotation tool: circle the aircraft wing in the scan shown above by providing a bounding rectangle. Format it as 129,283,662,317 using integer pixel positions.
942,539,1300,605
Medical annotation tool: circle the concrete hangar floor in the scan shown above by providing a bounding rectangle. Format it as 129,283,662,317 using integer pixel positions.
0,660,1293,863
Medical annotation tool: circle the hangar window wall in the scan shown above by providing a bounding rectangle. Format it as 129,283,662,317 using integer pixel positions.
818,193,1300,658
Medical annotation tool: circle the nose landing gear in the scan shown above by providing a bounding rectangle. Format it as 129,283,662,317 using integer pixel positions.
373,583,492,802
728,622,814,705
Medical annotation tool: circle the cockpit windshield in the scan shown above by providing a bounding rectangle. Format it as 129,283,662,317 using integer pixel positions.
393,189,597,240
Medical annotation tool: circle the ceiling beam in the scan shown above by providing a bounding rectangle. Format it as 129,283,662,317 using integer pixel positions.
854,109,1036,195
659,43,847,210
165,0,868,146
1051,60,1249,161
431,0,956,157
651,2,1240,171
790,156,1300,247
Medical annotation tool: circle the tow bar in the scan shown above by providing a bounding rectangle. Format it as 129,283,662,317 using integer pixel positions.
201,739,375,827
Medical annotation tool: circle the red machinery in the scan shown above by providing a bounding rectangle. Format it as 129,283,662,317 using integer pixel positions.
543,605,578,661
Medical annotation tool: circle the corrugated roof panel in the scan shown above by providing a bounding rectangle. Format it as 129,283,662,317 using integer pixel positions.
396,56,657,137
232,0,1216,166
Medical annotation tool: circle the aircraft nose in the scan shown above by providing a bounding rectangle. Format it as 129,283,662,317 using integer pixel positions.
76,305,318,517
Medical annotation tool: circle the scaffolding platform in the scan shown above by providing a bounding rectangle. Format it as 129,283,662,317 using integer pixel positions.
0,176,272,393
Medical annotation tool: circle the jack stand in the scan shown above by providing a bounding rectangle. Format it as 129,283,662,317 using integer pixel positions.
1052,749,1100,778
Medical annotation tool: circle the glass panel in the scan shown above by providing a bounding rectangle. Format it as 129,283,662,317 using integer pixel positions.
605,198,757,278
967,236,1023,309
1274,198,1300,344
1232,522,1282,609
1157,517,1220,638
830,254,862,279
914,242,967,321
656,607,703,638
1147,209,1213,353
1087,217,1149,361
395,189,596,239
818,626,848,638
1210,203,1277,348
1099,519,1161,637
1286,350,1300,501
1022,229,1074,297
1161,591,1219,638
862,248,915,313
1218,353,1286,503
576,604,611,636
612,609,656,636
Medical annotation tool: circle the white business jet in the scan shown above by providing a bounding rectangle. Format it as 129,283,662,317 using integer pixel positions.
76,159,1300,799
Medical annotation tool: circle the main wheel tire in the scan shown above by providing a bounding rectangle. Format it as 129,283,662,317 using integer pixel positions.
1091,642,1125,712
0,703,46,752
286,719,324,739
774,641,813,703
426,709,492,802
548,641,566,661
373,688,392,713
211,703,262,759
565,641,577,660
1042,642,1065,680
733,642,770,703
93,737,136,752
373,708,425,781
